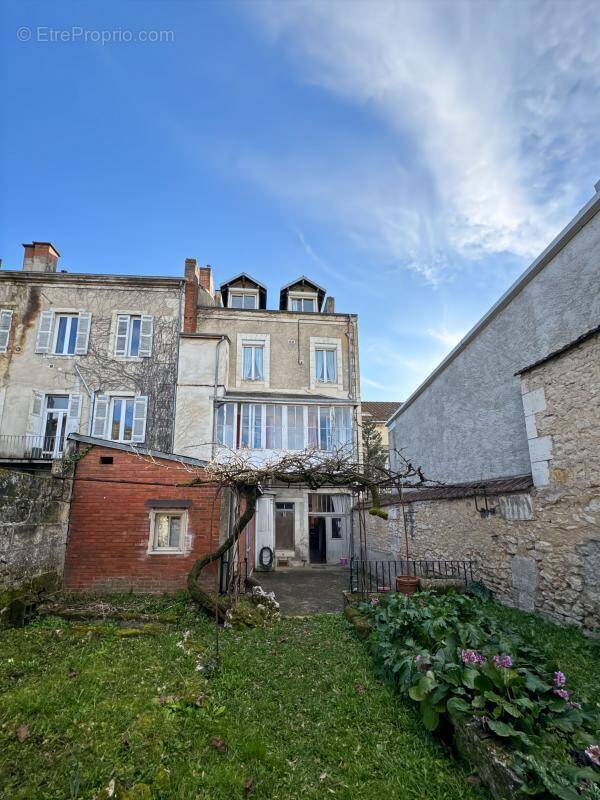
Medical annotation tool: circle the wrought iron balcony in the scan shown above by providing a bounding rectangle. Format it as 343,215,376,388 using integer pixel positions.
0,434,64,461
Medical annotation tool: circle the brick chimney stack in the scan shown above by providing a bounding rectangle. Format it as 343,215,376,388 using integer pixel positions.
184,258,199,333
22,242,60,272
198,265,213,294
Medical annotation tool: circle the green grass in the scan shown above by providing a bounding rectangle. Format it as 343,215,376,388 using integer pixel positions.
0,607,487,800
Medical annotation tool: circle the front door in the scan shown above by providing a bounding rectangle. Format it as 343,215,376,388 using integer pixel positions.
309,516,327,563
275,502,294,552
43,395,69,457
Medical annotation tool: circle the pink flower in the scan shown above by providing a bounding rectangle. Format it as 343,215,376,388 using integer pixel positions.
461,649,486,666
554,671,566,687
415,654,429,671
370,597,380,606
585,745,600,767
493,654,513,668
554,688,570,701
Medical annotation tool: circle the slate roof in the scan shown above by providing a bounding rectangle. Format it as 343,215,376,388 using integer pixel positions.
361,474,534,507
361,401,403,423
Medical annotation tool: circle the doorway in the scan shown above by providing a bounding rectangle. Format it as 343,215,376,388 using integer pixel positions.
275,502,295,551
309,516,327,563
43,395,69,458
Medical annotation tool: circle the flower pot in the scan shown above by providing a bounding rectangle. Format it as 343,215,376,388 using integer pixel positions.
396,575,420,595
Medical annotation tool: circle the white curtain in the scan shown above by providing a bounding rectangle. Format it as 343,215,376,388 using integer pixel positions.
243,346,253,379
315,350,325,381
325,349,336,382
253,346,264,380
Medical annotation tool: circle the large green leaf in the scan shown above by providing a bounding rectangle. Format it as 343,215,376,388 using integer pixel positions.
421,703,440,731
446,696,471,716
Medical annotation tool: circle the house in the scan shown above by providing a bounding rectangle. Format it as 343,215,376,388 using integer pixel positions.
372,181,600,629
361,401,402,463
0,242,183,469
62,435,244,594
174,263,362,568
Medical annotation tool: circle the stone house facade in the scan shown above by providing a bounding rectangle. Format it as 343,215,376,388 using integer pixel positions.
175,264,362,568
0,242,183,467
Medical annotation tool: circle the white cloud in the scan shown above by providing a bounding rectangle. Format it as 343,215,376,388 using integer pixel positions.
243,0,600,281
426,326,467,349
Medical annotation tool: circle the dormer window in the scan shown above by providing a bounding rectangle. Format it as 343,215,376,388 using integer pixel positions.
230,291,258,310
289,295,316,312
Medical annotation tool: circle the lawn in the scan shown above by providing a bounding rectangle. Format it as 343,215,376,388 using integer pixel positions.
0,597,487,800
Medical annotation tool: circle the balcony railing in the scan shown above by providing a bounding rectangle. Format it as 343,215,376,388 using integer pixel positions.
0,434,64,460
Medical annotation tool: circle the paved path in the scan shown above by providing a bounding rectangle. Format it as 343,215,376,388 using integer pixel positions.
254,566,349,615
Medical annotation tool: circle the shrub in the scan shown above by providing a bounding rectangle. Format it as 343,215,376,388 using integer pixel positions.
359,592,599,798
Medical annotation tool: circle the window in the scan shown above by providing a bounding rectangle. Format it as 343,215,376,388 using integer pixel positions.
287,405,304,450
290,297,316,312
230,292,257,309
331,518,343,539
0,309,13,353
91,394,147,443
53,314,79,355
265,404,283,449
240,403,262,449
110,397,135,442
115,314,153,357
242,344,264,381
149,510,187,553
315,348,336,383
308,494,335,513
216,403,235,448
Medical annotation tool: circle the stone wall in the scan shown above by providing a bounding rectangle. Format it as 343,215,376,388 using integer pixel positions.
357,331,600,631
0,465,72,598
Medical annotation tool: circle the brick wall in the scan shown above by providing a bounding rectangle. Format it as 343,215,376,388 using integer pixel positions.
64,444,226,594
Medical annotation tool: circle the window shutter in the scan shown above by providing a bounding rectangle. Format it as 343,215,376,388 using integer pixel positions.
138,315,154,357
66,394,83,436
132,395,148,443
0,309,13,353
35,310,54,353
26,390,44,437
92,394,109,438
115,315,129,356
75,311,91,354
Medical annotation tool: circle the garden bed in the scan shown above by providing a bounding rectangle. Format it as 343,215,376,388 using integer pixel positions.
353,591,600,799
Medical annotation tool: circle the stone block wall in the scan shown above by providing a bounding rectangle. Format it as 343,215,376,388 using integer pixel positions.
0,465,72,598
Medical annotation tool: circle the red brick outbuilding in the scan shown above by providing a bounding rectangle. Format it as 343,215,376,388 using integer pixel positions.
64,435,252,594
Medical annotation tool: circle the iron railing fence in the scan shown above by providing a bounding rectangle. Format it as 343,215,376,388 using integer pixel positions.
0,434,63,460
349,558,474,593
218,551,250,595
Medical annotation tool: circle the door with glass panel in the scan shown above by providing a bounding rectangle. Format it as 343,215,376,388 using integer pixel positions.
308,494,349,564
275,502,295,552
42,395,69,458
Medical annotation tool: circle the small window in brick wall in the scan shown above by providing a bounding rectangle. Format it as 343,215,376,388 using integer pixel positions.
148,509,188,554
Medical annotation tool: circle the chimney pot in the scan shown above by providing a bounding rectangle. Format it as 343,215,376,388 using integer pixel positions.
22,242,60,273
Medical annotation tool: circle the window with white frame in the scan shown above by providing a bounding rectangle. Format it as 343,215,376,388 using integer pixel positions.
242,344,264,381
286,405,304,450
216,403,235,448
149,509,187,553
290,296,316,312
239,403,263,449
53,314,79,355
92,394,147,443
114,314,153,358
315,347,337,383
0,309,13,353
265,404,283,449
229,291,258,309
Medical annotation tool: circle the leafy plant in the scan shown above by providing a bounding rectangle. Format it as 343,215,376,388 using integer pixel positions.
359,592,600,798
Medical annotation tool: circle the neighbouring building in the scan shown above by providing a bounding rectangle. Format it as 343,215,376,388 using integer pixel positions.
174,264,362,567
62,435,248,594
361,401,402,463
0,242,183,469
369,182,600,630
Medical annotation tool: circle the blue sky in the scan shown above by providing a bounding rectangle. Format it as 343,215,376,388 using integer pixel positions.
2,1,599,400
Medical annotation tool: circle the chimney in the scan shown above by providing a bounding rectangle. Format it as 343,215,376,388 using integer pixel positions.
198,264,213,294
22,242,60,272
324,296,335,313
183,258,199,333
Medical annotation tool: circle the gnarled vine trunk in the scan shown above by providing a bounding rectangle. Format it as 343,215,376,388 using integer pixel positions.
187,485,258,621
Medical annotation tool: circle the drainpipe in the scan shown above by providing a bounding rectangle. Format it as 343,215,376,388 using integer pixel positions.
171,279,185,452
211,335,226,459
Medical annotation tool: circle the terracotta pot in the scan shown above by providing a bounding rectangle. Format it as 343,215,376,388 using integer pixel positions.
396,575,420,595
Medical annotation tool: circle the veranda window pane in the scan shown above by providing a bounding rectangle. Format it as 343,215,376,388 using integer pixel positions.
252,404,262,448
319,407,332,450
287,405,304,449
241,404,250,448
307,406,318,448
266,404,282,449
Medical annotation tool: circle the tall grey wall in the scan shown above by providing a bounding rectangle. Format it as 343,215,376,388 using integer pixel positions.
0,466,72,598
390,200,600,483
